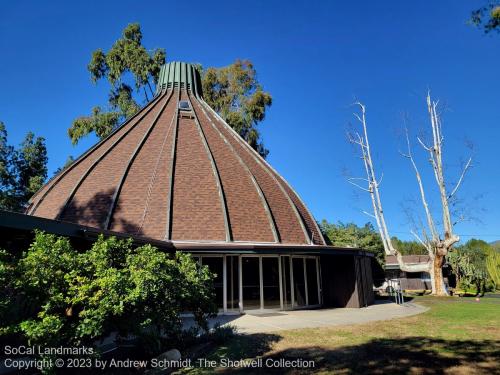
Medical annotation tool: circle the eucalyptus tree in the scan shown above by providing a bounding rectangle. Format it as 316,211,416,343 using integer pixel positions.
69,25,273,158
202,60,272,158
53,155,75,176
471,3,500,33
68,23,165,145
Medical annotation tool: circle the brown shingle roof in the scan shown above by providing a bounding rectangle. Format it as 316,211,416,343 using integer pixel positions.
27,62,325,245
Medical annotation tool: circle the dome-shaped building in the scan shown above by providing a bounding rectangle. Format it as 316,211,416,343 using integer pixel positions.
28,62,325,247
8,62,374,311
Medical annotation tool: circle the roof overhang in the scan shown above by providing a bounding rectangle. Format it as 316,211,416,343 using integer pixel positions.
0,210,372,256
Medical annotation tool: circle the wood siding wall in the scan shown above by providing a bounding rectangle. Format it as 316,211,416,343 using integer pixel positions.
321,254,374,308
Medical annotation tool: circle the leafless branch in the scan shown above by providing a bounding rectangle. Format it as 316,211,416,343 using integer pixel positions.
377,173,384,187
410,229,428,248
448,157,472,199
417,136,432,151
362,210,377,219
347,178,371,192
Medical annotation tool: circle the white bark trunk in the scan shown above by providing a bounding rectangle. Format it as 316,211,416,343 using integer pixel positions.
348,93,471,296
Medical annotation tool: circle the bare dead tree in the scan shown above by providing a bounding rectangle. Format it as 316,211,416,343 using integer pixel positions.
347,92,472,295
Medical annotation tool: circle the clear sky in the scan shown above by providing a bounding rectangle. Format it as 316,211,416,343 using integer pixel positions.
1,1,499,242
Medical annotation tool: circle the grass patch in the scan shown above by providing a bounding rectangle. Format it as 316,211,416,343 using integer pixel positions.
177,296,500,374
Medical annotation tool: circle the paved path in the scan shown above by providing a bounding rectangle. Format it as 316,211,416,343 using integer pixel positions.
184,301,428,334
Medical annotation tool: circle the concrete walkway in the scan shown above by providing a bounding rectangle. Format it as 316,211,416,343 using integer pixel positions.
184,301,428,334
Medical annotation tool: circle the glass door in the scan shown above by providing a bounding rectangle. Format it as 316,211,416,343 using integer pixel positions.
306,258,320,305
262,257,280,309
242,257,261,310
292,257,306,307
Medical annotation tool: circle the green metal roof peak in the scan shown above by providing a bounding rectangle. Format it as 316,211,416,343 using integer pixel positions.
156,61,202,97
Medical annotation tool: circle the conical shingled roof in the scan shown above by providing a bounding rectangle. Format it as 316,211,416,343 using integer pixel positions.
27,62,325,245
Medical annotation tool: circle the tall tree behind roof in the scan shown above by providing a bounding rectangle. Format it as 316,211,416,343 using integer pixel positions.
69,25,272,157
68,23,165,145
202,60,272,158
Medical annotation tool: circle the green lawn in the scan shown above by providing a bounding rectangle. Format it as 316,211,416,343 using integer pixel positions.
177,296,500,374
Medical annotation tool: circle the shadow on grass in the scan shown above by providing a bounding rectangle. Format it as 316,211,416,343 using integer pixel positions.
210,332,282,361
211,335,499,374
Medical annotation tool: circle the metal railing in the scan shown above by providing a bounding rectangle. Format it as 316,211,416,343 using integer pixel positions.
387,279,405,305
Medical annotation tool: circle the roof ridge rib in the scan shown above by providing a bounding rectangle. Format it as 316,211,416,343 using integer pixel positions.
191,96,279,243
137,62,175,233
187,92,232,242
55,90,169,222
137,93,178,233
164,89,181,240
198,98,313,244
28,90,165,216
104,87,176,230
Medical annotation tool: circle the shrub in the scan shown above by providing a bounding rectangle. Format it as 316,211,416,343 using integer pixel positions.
0,231,217,356
448,239,493,295
207,323,237,344
486,248,500,290
0,249,21,339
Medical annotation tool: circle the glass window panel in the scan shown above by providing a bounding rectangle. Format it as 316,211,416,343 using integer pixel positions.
306,258,319,305
282,256,292,309
226,256,239,311
201,257,223,309
179,100,191,110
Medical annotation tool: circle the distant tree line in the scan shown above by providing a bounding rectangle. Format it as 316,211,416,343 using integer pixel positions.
320,220,385,266
390,237,427,255
0,122,47,212
320,220,436,264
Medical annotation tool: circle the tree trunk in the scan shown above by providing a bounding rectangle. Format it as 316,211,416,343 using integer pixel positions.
432,254,448,296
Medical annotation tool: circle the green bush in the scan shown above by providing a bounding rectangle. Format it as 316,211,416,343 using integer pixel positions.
0,249,21,338
0,231,217,353
207,323,237,344
486,247,500,290
448,239,493,296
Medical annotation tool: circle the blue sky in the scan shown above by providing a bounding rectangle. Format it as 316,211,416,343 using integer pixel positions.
1,1,499,242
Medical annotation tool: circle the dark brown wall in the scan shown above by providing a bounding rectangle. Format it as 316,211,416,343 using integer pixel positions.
356,256,375,306
321,254,374,308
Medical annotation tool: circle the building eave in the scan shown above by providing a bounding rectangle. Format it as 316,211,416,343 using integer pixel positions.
0,210,372,256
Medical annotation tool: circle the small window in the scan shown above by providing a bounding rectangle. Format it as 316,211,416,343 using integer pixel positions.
421,272,431,281
179,101,191,110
